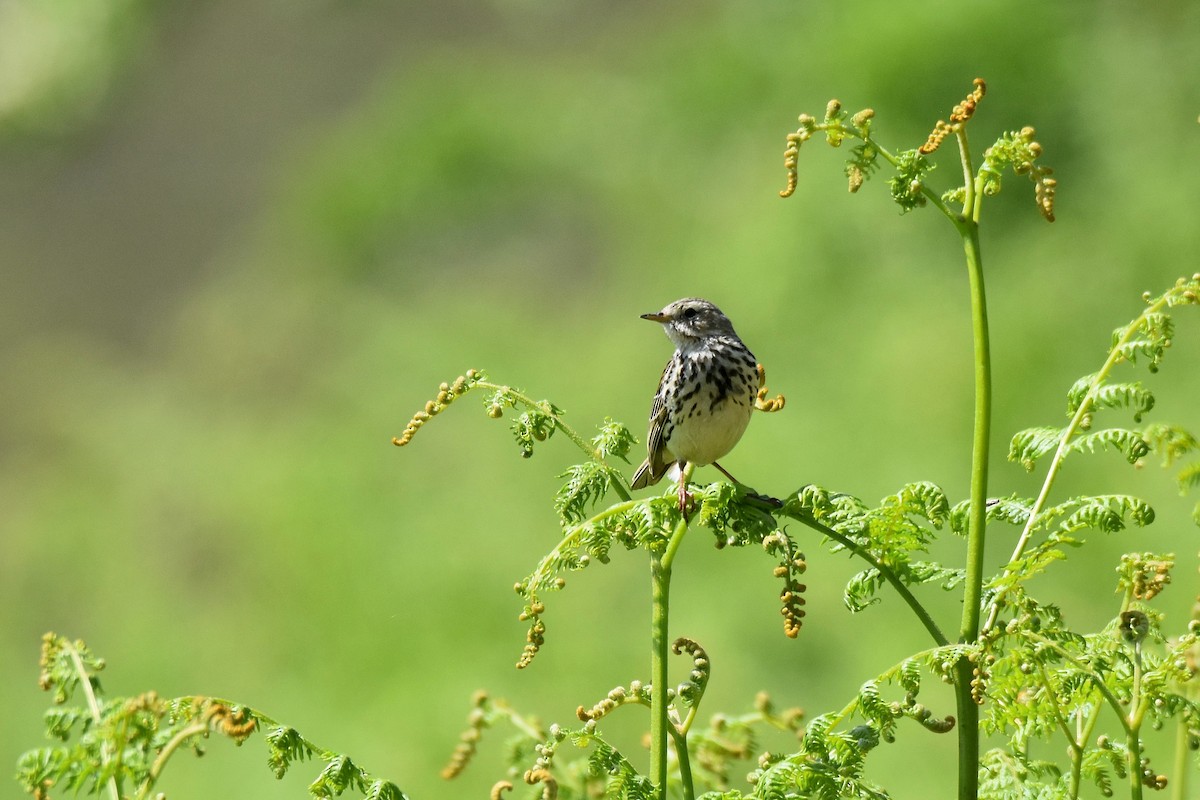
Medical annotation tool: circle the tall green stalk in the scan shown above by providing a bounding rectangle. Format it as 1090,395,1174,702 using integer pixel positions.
951,127,991,800
649,464,694,798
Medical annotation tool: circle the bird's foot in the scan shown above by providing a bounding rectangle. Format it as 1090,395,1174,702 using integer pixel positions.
677,482,696,516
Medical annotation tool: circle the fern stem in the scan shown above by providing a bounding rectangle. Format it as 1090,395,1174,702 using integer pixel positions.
650,464,694,798
841,128,959,219
1128,642,1146,800
136,721,210,800
780,510,949,647
65,641,122,800
670,726,696,800
955,215,991,800
1170,713,1190,800
1034,657,1086,799
476,381,634,501
956,129,978,222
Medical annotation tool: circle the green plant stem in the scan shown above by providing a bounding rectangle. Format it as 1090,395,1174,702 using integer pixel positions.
669,726,696,800
1068,699,1105,800
65,641,121,800
1033,658,1085,799
779,509,949,647
136,721,210,800
952,125,991,800
650,464,694,799
1170,714,1190,800
840,119,994,800
477,380,634,501
1128,642,1146,800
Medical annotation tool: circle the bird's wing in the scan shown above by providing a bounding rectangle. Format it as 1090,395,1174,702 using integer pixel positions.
630,360,674,489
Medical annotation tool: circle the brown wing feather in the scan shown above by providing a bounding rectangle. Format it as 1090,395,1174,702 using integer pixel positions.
630,359,675,489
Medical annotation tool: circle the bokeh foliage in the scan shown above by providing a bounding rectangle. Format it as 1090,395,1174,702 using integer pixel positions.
3,2,1199,799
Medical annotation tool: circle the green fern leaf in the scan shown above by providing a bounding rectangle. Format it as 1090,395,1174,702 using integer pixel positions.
1050,494,1155,535
893,481,950,527
1067,428,1150,463
1066,376,1155,421
887,149,934,212
556,461,619,525
592,418,635,461
1009,426,1063,470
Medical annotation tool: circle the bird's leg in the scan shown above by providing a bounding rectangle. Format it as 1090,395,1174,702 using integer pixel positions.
712,461,742,485
677,476,692,514
676,461,695,515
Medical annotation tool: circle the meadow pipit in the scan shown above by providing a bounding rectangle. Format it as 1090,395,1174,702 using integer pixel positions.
630,298,759,510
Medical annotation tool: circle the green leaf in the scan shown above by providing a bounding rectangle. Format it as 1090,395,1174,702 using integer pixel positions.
1067,428,1149,464
364,780,409,800
1065,375,1155,422
556,461,619,525
949,496,1033,535
265,726,314,779
697,481,778,544
1181,461,1200,492
1111,311,1174,372
891,481,950,528
1009,426,1062,470
1047,494,1155,535
592,417,635,461
887,149,934,212
309,754,366,798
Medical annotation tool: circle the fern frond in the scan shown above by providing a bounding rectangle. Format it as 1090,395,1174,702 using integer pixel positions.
1009,426,1063,471
1065,376,1155,422
556,461,622,525
892,481,950,527
1066,428,1150,464
949,496,1033,535
1052,494,1155,535
887,149,935,212
592,418,636,461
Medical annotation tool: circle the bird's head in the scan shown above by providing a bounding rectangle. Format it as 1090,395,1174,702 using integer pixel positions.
641,297,737,348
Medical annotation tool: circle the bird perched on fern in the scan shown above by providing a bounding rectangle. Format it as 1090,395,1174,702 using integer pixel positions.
631,298,760,511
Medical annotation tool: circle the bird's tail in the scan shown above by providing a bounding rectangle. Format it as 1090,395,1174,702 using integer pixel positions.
630,459,668,490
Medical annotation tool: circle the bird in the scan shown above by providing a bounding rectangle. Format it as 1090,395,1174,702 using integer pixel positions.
630,298,760,511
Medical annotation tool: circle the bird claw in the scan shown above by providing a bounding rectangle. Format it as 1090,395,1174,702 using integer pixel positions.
678,484,695,516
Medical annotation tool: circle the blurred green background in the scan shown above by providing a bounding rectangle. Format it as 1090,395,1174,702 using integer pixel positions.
3,1,1199,798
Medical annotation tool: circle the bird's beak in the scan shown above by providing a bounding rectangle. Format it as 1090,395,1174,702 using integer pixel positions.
640,312,671,323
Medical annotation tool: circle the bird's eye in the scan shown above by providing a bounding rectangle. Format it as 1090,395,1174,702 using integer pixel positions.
682,307,698,319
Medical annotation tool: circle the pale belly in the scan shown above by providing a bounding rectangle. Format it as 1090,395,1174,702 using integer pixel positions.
665,392,753,466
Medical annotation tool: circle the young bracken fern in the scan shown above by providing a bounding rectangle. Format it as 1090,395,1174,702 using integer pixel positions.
16,633,409,800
